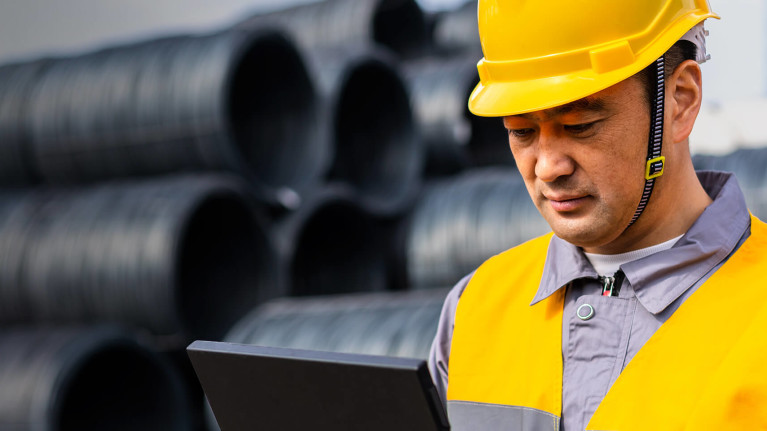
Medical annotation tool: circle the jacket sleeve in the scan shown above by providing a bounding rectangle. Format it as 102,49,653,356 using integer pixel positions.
427,272,474,407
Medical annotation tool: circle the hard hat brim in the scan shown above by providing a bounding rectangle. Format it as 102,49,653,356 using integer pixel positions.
468,66,643,118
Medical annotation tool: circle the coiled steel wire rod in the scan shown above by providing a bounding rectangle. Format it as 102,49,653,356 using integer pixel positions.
20,29,325,207
271,187,394,296
0,174,281,341
429,1,480,54
0,326,191,431
0,59,50,184
403,55,511,175
402,168,550,288
307,44,422,213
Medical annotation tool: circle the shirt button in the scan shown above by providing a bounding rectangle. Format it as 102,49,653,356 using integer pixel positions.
577,303,595,321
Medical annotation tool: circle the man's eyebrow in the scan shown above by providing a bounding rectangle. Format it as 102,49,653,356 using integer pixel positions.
552,98,607,115
507,98,608,121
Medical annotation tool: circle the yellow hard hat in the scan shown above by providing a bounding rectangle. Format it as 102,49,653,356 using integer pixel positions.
469,0,719,117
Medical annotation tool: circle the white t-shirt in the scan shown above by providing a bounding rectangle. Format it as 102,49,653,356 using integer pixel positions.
583,235,684,277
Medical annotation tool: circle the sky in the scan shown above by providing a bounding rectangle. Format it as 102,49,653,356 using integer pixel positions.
699,0,767,102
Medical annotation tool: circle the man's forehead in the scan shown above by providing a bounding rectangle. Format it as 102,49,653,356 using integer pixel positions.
505,97,608,122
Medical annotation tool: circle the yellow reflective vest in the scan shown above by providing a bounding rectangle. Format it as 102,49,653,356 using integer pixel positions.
447,215,767,430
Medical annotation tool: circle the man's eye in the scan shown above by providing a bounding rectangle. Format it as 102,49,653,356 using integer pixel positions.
564,122,596,134
507,128,534,138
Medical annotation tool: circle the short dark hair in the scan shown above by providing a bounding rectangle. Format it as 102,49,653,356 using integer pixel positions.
635,40,698,105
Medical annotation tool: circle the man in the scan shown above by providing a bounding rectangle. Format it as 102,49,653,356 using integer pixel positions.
429,1,767,430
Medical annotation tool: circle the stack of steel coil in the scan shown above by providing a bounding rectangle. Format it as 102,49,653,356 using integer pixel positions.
307,44,422,213
0,175,280,342
403,55,511,175
429,1,480,54
19,30,325,207
402,168,550,289
0,60,50,185
271,187,393,296
0,326,190,431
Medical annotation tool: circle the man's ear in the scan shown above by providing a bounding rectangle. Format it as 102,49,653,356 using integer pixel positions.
666,59,703,144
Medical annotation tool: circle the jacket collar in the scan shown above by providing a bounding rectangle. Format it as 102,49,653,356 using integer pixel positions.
531,171,751,314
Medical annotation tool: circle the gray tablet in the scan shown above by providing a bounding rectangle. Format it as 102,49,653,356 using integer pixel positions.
187,340,450,430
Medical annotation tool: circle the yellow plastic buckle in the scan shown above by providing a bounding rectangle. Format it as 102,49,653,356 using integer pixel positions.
645,156,665,180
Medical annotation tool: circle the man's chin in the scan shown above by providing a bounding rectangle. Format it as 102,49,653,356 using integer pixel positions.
547,220,615,249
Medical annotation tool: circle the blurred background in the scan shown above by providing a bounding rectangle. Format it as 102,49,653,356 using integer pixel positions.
0,0,764,430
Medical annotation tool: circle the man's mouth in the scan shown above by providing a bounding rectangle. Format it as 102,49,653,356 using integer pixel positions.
545,194,589,212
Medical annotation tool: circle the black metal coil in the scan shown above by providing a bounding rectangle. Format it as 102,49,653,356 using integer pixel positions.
693,148,767,219
0,174,282,342
0,326,191,431
226,288,448,358
271,187,393,296
403,54,512,176
307,44,422,213
238,0,428,57
429,1,480,54
402,168,550,289
22,29,325,206
0,60,50,185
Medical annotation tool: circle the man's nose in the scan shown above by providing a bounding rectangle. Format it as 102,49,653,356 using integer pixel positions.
534,134,575,183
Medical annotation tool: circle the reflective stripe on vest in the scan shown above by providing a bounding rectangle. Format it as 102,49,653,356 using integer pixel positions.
447,215,767,430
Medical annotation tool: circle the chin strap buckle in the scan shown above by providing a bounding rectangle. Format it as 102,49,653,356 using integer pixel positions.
645,156,665,180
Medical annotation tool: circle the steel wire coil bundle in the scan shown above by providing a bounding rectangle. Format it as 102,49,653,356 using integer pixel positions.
403,168,550,289
429,1,480,54
0,60,50,185
0,326,191,431
23,29,324,207
0,174,281,342
403,55,511,176
238,0,427,57
271,187,393,296
308,44,422,213
226,288,449,359
693,148,767,219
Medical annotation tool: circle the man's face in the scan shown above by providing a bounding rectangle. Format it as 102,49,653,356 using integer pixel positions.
503,77,650,251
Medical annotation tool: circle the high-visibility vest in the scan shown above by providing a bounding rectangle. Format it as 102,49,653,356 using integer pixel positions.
447,215,767,430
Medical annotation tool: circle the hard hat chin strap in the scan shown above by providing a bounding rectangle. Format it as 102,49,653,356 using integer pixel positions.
627,56,666,228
